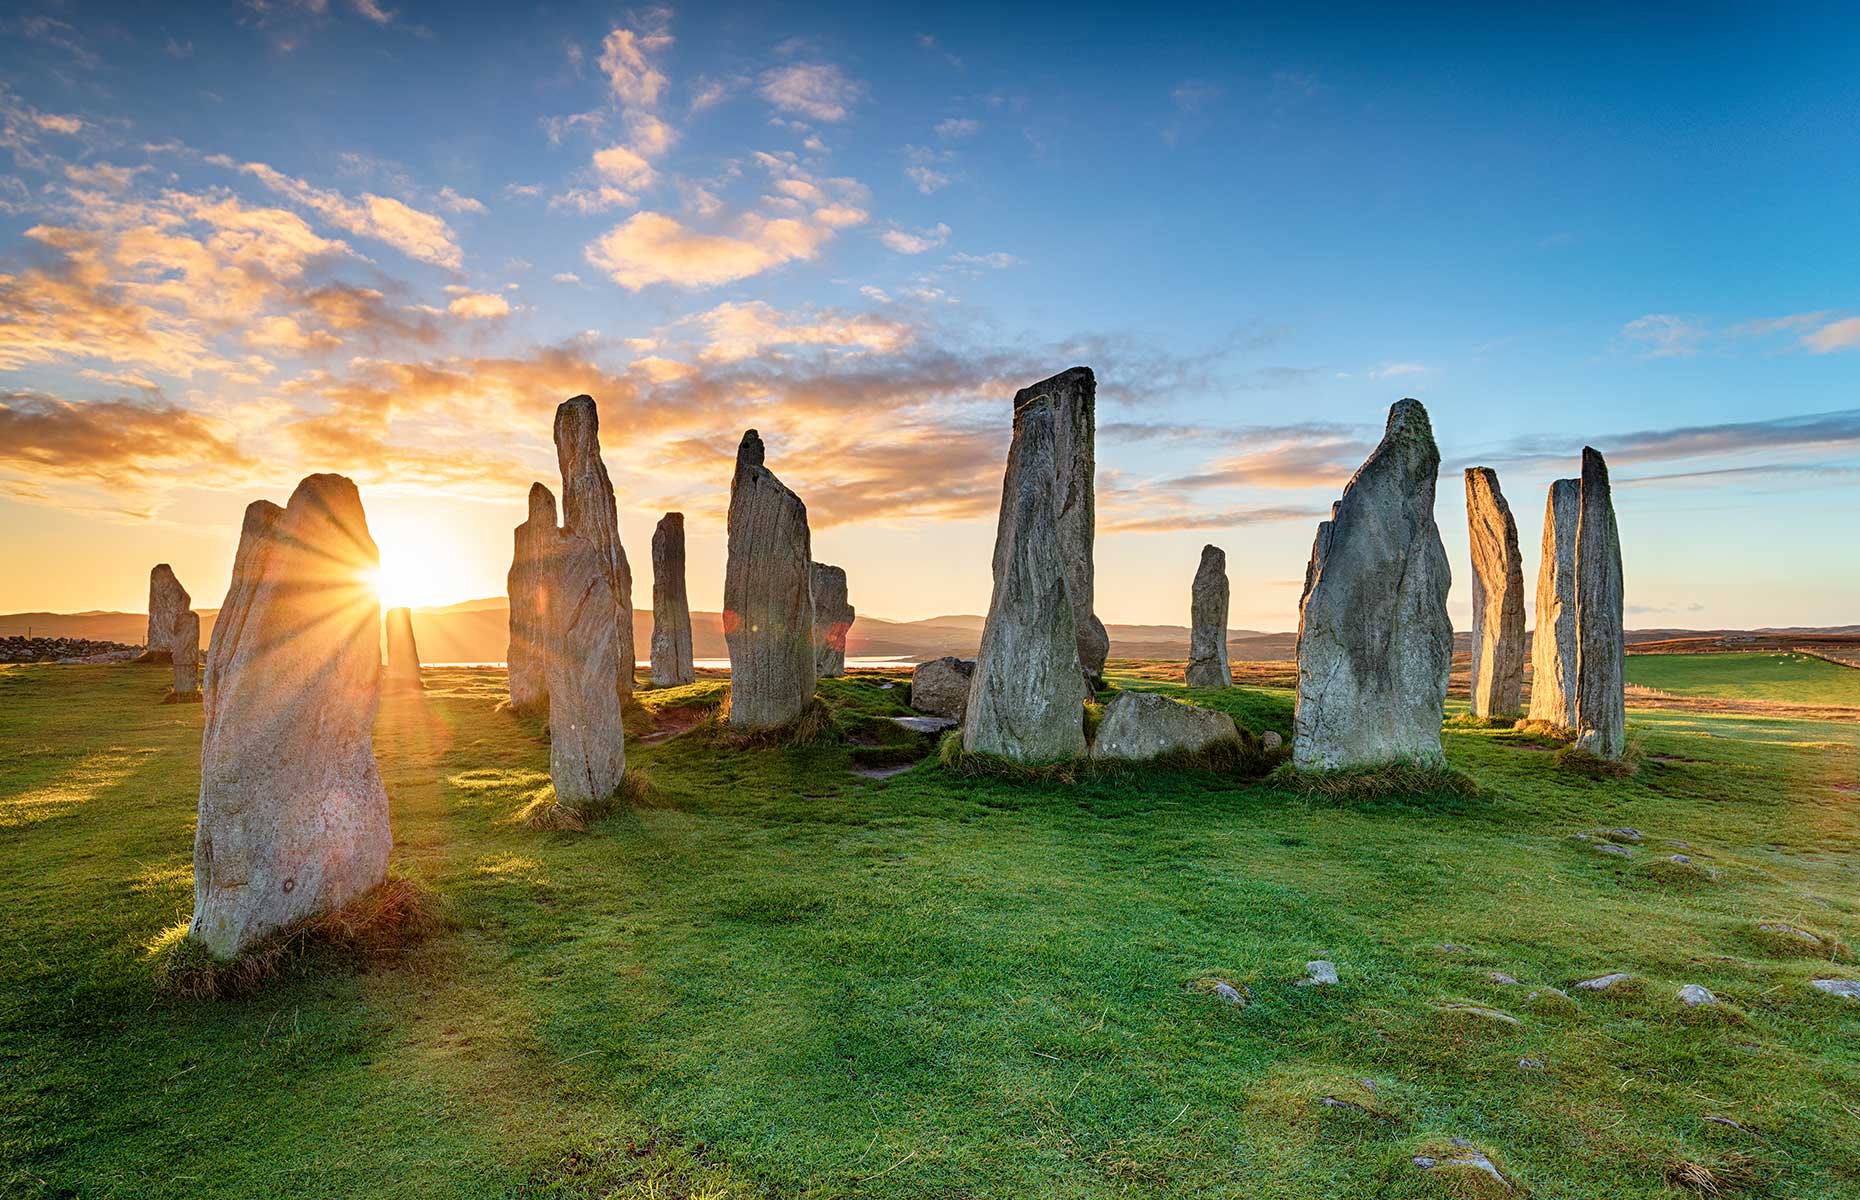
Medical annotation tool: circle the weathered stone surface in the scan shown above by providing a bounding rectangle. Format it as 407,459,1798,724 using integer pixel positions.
1677,984,1716,1007
911,656,974,721
555,396,635,704
1297,960,1340,987
891,714,956,735
649,511,694,687
191,474,390,960
1411,1139,1513,1192
506,483,557,715
139,563,191,663
384,606,422,691
1464,467,1525,718
544,527,627,811
965,394,1089,761
1528,478,1580,727
1089,691,1240,761
1809,979,1860,1001
1185,544,1233,688
1574,972,1636,992
810,561,854,678
171,610,201,697
723,430,817,730
1292,400,1453,770
1003,367,1108,681
1573,447,1626,758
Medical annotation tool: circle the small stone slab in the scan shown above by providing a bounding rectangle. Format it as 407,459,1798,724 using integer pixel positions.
1412,1139,1513,1192
1517,1057,1545,1071
1809,979,1860,1001
891,715,957,735
1435,1001,1521,1025
1574,972,1636,992
1213,981,1247,1007
1490,971,1519,986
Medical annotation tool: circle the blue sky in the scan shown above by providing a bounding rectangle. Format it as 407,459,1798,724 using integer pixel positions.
1,1,1855,629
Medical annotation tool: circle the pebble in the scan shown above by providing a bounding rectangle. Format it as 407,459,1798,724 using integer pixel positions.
1609,827,1644,842
1296,960,1339,987
1490,971,1519,986
1213,980,1246,1006
1676,984,1716,1007
1517,1057,1545,1070
1809,979,1860,1001
1574,973,1636,991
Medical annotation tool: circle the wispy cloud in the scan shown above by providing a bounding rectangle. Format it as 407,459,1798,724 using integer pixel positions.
759,62,864,122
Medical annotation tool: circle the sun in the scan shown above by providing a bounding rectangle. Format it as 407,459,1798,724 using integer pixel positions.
366,521,487,611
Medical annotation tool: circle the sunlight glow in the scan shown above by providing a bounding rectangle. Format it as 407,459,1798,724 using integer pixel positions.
368,519,485,610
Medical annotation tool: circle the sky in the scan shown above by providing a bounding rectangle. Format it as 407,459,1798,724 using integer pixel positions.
1,1,1857,631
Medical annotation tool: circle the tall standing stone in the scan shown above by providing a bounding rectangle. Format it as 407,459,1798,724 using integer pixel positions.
138,563,191,663
555,396,635,705
650,511,695,687
1292,400,1453,770
811,561,854,678
544,526,627,811
965,393,1089,761
171,610,201,699
1527,479,1580,728
723,430,816,730
1185,544,1233,688
1002,367,1108,683
191,474,390,960
384,606,423,691
506,483,557,715
1464,467,1526,718
1574,447,1626,758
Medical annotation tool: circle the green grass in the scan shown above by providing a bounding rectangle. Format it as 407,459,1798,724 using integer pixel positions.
3,661,1860,1197
1625,651,1860,706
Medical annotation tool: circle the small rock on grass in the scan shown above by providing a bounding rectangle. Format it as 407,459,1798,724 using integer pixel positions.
1809,979,1860,1001
1296,960,1339,987
1412,1138,1514,1191
1575,972,1636,992
1213,980,1247,1006
1490,971,1519,985
1517,1057,1545,1071
1608,826,1644,842
1261,730,1283,751
1435,1001,1521,1025
1677,984,1716,1007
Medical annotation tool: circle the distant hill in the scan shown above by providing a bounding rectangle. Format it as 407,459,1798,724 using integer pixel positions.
7,602,1855,666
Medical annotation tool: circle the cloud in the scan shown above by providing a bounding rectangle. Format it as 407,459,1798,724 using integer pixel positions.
950,251,1018,269
592,143,655,190
550,186,637,214
598,15,673,108
905,165,950,194
585,211,834,289
551,271,583,284
435,186,485,214
689,300,914,363
758,63,863,122
1495,409,1860,472
230,159,463,269
1100,503,1322,534
447,291,510,319
0,390,256,493
1802,317,1860,354
1152,424,1377,491
881,222,950,255
934,117,980,139
1621,313,1704,358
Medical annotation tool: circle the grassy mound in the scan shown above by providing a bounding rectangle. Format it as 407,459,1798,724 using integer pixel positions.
516,769,660,831
1266,760,1482,803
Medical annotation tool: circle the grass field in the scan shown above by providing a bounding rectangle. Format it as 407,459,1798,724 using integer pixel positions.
4,663,1860,1198
1626,651,1860,707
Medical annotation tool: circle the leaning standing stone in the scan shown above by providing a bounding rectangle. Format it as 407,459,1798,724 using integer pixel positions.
1006,367,1109,682
810,561,854,678
1186,544,1233,688
190,474,391,960
1574,447,1626,758
506,483,557,715
1292,399,1453,770
1527,478,1580,728
965,394,1089,761
649,511,695,687
138,563,191,664
723,430,817,730
544,527,627,812
384,606,423,691
555,396,636,704
1464,467,1526,718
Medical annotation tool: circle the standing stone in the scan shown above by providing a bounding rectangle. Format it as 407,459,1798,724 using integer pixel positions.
191,474,390,960
1292,399,1453,770
811,561,854,678
506,483,557,715
1527,478,1580,728
1574,447,1626,758
723,430,817,730
170,609,201,699
910,656,975,722
384,606,423,691
965,394,1089,761
1002,367,1108,683
555,396,635,705
138,564,191,663
1186,544,1233,688
1464,468,1526,718
544,527,627,811
649,512,695,687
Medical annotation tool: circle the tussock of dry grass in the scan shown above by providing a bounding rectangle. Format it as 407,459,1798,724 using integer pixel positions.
150,876,447,1001
714,696,834,749
1557,742,1643,779
1266,760,1482,802
518,769,660,831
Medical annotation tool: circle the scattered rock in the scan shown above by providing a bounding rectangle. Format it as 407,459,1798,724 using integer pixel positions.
506,482,557,715
649,512,695,687
1213,980,1247,1006
1435,1001,1521,1025
1808,979,1860,1001
891,715,956,735
1491,971,1519,986
1464,467,1526,719
1677,984,1717,1007
1412,1138,1513,1192
1527,477,1580,727
1574,972,1636,992
1297,960,1339,987
1609,826,1644,842
910,656,974,722
1573,447,1626,759
1185,544,1232,688
1292,399,1452,770
1598,843,1634,858
965,391,1089,761
191,475,391,960
1088,690,1241,762
810,560,854,678
1261,730,1283,751
1517,1057,1545,1071
723,430,818,731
